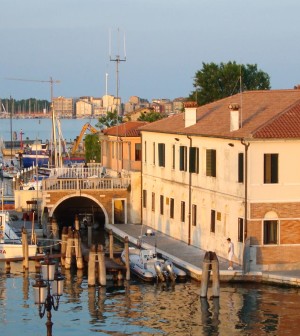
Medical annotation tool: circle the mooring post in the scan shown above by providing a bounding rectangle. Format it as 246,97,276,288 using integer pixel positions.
5,261,11,274
65,229,74,270
211,252,220,297
60,227,68,266
87,224,92,248
74,230,84,269
124,236,130,281
74,214,80,231
109,229,114,259
200,251,212,298
22,227,29,270
98,244,106,286
88,244,96,286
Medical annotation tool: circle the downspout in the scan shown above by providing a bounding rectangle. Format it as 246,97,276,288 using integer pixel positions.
141,133,143,226
241,139,250,240
187,135,192,245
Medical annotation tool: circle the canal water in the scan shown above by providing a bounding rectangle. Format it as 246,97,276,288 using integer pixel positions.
0,267,299,336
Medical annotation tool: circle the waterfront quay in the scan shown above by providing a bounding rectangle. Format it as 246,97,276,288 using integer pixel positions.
106,222,300,288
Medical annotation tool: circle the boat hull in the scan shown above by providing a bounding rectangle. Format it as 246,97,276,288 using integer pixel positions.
22,155,49,168
0,243,37,259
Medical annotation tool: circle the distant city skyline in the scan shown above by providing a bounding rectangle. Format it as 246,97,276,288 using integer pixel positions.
1,1,300,102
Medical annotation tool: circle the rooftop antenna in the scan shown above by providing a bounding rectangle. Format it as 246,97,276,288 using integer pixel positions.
240,65,243,128
109,27,126,117
109,28,126,174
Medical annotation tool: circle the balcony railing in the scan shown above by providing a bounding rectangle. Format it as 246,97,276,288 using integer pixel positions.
43,177,131,191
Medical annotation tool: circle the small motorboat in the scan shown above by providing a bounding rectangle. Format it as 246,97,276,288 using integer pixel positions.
0,212,37,259
121,246,187,283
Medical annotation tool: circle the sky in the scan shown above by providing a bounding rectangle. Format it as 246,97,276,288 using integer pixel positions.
1,0,300,103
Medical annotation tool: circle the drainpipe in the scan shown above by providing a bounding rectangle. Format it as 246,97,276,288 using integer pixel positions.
241,139,250,241
187,135,192,245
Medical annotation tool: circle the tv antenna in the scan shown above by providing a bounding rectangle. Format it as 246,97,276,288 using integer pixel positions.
109,28,126,116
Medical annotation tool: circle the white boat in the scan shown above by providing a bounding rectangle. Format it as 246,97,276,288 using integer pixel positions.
121,245,187,283
0,212,37,259
22,141,50,168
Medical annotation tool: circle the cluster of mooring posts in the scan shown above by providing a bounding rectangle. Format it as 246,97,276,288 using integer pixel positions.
3,215,131,287
200,251,220,298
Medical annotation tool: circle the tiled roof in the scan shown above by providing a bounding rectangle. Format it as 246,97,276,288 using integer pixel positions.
139,89,300,139
102,121,148,137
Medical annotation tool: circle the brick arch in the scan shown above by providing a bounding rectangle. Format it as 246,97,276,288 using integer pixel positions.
48,193,109,225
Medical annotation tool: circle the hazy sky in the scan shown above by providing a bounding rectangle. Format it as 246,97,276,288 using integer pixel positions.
1,0,300,102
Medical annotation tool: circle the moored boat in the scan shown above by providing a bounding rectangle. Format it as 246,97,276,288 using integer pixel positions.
22,141,50,168
0,212,37,259
121,246,187,283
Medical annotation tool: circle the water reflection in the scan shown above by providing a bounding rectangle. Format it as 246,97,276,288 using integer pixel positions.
0,268,300,335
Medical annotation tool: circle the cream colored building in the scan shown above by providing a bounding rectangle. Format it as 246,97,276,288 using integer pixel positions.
53,97,74,118
76,99,93,118
140,90,300,272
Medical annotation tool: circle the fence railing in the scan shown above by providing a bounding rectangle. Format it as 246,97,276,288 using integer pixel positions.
43,177,131,191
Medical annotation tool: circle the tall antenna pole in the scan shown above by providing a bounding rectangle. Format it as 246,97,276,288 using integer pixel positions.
109,28,126,174
109,28,126,117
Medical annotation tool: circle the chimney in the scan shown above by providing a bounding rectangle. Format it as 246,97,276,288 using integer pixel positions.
184,101,198,128
229,103,240,131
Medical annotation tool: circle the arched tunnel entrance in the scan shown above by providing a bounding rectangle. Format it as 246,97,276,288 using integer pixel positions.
47,196,107,245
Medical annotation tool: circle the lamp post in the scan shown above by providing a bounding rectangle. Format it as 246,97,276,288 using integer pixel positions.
32,254,64,336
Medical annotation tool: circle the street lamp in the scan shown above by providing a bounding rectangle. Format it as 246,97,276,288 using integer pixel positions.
32,254,64,336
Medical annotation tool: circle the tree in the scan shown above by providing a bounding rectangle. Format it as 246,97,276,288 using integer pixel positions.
95,110,123,129
84,134,101,163
190,61,271,105
137,111,166,122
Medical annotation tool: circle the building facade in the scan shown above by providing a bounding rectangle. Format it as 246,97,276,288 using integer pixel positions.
140,90,300,271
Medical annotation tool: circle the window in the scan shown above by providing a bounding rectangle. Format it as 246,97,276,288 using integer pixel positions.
189,147,199,173
238,218,244,242
192,204,197,226
160,195,164,215
153,142,156,165
238,153,244,183
151,192,155,212
144,141,147,163
210,210,216,233
172,145,175,169
206,149,216,177
135,143,142,161
158,143,165,167
142,189,147,208
170,198,174,219
264,154,278,183
263,220,278,244
181,201,185,222
179,146,187,171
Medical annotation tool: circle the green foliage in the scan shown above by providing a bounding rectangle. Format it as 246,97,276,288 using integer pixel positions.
190,61,271,105
137,111,166,122
96,110,123,128
85,134,101,163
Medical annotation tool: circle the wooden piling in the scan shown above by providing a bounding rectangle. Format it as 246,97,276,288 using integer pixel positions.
22,227,29,270
5,261,11,274
60,227,68,266
124,236,130,281
211,252,220,298
87,225,92,247
74,231,84,269
109,229,114,259
65,230,74,270
88,245,96,286
74,215,80,231
200,251,212,298
98,245,106,286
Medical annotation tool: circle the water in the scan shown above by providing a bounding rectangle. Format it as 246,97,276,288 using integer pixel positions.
0,269,299,336
0,118,99,143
